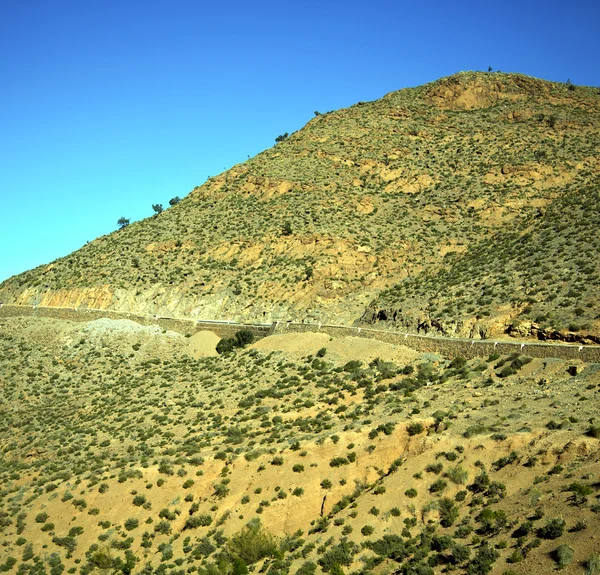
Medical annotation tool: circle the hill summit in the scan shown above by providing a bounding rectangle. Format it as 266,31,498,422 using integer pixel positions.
2,71,599,341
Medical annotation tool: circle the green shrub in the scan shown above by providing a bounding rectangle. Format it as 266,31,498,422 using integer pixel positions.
425,462,443,474
449,357,467,369
68,526,84,537
437,498,459,527
216,338,236,354
429,479,447,493
466,542,499,575
52,535,77,553
476,508,507,535
296,562,317,575
124,518,139,531
538,517,565,539
554,544,574,569
317,540,358,573
0,558,17,573
343,360,362,372
586,425,600,438
506,550,524,564
491,451,518,471
158,508,177,521
132,495,146,506
213,482,230,498
154,520,172,535
585,553,600,575
512,520,533,538
464,424,487,438
454,524,472,539
227,522,278,565
365,534,407,559
566,481,594,505
468,472,490,493
235,330,254,346
21,544,34,562
450,543,470,564
184,514,212,529
407,422,424,436
39,522,54,533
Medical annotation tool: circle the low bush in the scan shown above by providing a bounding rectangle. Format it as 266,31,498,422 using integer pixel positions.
407,422,424,436
227,522,278,565
538,517,565,539
554,544,574,569
124,518,139,531
184,514,212,529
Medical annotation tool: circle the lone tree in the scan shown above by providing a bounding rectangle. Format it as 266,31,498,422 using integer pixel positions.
152,204,163,215
275,132,289,143
169,196,181,206
117,217,130,229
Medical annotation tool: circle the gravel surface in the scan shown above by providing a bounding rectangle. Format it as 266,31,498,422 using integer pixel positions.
82,318,181,338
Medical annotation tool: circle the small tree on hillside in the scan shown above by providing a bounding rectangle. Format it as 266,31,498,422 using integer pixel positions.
216,330,255,355
117,217,130,229
169,196,181,206
152,204,163,215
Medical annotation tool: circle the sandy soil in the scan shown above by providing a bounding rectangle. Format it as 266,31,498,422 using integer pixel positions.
250,332,420,364
186,330,220,358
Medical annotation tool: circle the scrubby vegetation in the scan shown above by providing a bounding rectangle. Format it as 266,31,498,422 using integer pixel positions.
0,316,599,575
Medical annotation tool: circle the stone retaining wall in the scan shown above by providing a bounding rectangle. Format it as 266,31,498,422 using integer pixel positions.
2,305,599,362
272,322,600,362
0,305,273,340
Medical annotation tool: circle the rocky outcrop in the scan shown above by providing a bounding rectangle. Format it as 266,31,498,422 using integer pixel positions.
362,306,600,344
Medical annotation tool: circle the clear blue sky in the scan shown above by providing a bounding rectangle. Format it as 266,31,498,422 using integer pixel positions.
1,0,598,283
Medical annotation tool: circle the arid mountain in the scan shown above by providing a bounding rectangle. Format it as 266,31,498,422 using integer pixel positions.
1,72,599,340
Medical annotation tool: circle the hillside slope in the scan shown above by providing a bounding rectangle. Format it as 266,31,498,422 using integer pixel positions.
1,317,599,575
362,185,600,343
1,71,599,339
